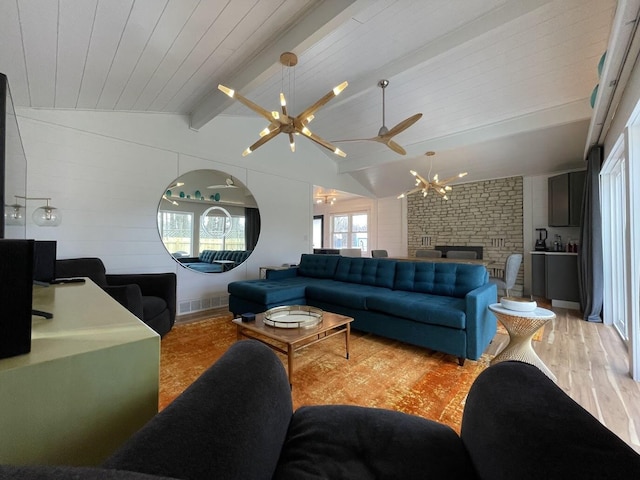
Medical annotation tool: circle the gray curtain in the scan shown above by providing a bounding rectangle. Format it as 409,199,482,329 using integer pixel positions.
244,207,261,251
578,146,604,322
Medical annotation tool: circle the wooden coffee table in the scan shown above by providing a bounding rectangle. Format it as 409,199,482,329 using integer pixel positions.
232,310,353,386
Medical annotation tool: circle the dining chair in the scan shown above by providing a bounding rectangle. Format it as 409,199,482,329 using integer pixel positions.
371,250,388,258
489,253,523,297
446,250,477,259
416,249,442,258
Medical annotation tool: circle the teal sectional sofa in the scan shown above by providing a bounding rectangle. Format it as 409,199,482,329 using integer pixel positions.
178,249,252,273
228,254,498,364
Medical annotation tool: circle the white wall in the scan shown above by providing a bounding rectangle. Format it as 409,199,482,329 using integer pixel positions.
312,195,406,257
16,108,370,314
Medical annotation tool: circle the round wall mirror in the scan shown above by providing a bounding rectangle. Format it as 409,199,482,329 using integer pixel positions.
157,169,260,274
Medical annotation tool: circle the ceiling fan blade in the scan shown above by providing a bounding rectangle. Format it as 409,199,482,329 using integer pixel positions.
218,85,275,124
383,113,423,139
386,140,406,155
331,137,377,143
296,81,348,124
302,129,347,157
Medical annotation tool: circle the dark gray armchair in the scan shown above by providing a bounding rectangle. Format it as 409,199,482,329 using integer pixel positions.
56,258,176,336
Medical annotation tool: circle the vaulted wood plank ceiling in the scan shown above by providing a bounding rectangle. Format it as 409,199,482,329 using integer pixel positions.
0,0,627,198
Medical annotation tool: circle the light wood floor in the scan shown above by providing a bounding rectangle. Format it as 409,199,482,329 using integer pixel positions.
487,306,640,454
180,305,640,453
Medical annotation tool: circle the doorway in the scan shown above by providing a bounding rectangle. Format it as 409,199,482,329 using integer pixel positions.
313,215,324,249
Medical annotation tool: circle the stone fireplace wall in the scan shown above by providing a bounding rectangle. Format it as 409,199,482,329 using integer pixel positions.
407,176,524,291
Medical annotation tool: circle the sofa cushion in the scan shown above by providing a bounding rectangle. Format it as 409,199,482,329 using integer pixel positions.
461,361,640,480
394,262,487,298
334,257,397,288
297,254,341,279
198,250,216,263
305,281,391,310
367,291,467,328
185,262,223,273
228,278,313,305
274,405,476,480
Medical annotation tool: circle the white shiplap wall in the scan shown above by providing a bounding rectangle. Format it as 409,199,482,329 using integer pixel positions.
16,108,371,312
312,195,405,257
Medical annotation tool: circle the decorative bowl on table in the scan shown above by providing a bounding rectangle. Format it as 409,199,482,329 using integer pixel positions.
500,297,537,312
263,305,323,328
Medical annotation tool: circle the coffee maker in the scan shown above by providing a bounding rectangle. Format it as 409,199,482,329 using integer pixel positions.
535,228,548,251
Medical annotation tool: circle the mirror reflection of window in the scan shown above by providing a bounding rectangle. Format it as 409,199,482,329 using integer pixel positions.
156,169,260,274
157,211,193,257
200,206,247,251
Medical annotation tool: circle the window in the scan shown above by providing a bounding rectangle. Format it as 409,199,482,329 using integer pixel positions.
200,206,246,251
157,211,193,256
331,212,368,252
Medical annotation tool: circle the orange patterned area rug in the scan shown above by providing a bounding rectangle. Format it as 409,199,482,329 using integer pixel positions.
160,313,498,433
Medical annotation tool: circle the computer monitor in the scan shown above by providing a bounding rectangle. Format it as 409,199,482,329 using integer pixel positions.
33,240,56,285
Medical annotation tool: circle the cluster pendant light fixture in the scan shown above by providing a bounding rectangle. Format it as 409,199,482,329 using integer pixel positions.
4,195,62,227
315,194,336,205
397,152,467,201
218,52,347,157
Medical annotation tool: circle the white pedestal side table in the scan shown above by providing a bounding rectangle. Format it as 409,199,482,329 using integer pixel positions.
489,303,556,382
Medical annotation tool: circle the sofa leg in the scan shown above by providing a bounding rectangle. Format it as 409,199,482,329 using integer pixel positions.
458,357,465,367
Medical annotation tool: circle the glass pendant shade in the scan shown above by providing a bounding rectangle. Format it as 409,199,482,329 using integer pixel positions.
4,203,25,226
32,205,62,226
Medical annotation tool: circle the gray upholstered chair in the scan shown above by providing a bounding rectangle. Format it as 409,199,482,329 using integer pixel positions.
371,250,388,258
416,249,442,258
340,248,362,257
447,250,477,259
489,253,523,297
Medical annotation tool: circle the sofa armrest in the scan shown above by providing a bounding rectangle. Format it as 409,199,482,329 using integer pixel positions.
266,267,299,280
0,465,179,479
464,282,497,360
104,340,293,479
461,361,640,479
107,273,176,326
103,284,144,319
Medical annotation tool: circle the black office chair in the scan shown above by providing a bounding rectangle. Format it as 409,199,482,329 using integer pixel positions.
56,258,177,337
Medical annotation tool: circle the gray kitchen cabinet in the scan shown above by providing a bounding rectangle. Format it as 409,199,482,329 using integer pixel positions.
548,171,586,227
530,253,580,303
531,254,546,297
546,255,580,302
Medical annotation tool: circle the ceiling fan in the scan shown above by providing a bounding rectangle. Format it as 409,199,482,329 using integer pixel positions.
218,52,348,157
334,79,422,155
207,177,238,189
